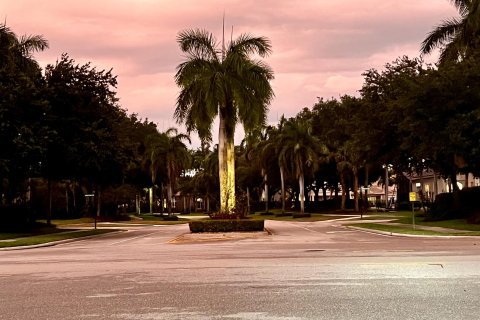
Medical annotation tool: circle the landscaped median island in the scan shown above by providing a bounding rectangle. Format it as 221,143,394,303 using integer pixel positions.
189,219,265,233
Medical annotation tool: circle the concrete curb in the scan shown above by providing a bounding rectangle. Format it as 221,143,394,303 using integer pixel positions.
0,230,125,251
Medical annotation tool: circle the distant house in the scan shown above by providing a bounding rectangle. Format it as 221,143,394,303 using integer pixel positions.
406,170,480,201
366,182,396,207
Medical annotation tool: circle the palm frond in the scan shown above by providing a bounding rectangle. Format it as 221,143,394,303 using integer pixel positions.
450,0,469,16
421,18,462,55
19,34,49,56
228,34,272,58
177,29,219,61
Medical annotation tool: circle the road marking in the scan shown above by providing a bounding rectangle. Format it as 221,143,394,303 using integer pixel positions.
288,223,318,233
86,293,117,298
109,230,162,246
326,231,357,234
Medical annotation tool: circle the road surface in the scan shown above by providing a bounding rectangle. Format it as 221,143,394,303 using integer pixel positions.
1,219,479,319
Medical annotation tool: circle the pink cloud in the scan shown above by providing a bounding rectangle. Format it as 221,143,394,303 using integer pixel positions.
2,0,458,146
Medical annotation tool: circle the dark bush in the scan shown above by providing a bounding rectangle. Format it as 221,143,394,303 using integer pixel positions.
259,211,274,216
428,187,480,222
0,205,35,231
427,193,454,221
292,213,311,218
162,215,179,221
209,212,243,219
189,219,264,233
275,212,292,217
454,187,480,219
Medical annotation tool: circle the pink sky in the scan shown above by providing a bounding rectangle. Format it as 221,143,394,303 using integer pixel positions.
3,0,457,145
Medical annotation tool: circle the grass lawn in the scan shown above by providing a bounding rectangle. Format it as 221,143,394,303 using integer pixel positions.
348,223,480,236
37,215,190,227
353,210,480,231
394,216,480,231
0,229,117,248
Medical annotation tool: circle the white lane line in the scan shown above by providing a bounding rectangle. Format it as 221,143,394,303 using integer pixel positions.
326,231,357,234
288,223,318,233
109,230,162,246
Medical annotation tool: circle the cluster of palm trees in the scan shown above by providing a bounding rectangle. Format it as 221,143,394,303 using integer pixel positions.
147,128,191,216
240,117,323,215
173,0,480,216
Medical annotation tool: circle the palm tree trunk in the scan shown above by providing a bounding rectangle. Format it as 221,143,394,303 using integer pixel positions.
246,187,250,214
72,180,77,214
135,194,140,215
299,174,305,214
65,182,69,215
96,185,101,218
218,115,229,214
149,187,153,214
263,170,269,213
280,165,285,213
353,166,359,212
47,178,52,226
226,134,236,211
217,114,236,214
340,172,346,210
167,183,173,216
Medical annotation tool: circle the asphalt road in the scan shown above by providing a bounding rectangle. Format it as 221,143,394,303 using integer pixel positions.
1,219,479,319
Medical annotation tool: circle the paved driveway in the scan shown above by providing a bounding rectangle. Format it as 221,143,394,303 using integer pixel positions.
1,219,479,319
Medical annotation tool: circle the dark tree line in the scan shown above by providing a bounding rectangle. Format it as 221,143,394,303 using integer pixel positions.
0,24,175,224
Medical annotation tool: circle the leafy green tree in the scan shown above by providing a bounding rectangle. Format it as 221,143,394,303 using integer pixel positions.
174,28,274,214
44,54,127,219
0,23,48,205
421,0,480,63
360,57,427,176
398,52,480,189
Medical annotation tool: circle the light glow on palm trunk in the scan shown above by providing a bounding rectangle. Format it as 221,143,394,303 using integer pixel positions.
218,116,236,213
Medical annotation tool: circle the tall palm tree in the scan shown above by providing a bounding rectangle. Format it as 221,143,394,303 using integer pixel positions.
278,118,320,215
175,28,274,214
245,126,277,213
421,0,480,63
275,116,288,214
150,128,191,216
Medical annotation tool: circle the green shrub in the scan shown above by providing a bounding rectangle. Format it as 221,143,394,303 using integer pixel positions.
292,213,311,218
0,205,35,231
162,215,179,221
275,212,292,217
428,187,480,222
259,211,274,216
189,219,264,233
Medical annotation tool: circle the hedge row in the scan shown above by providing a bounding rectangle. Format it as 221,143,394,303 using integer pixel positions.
428,187,480,222
0,205,36,231
189,220,264,233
